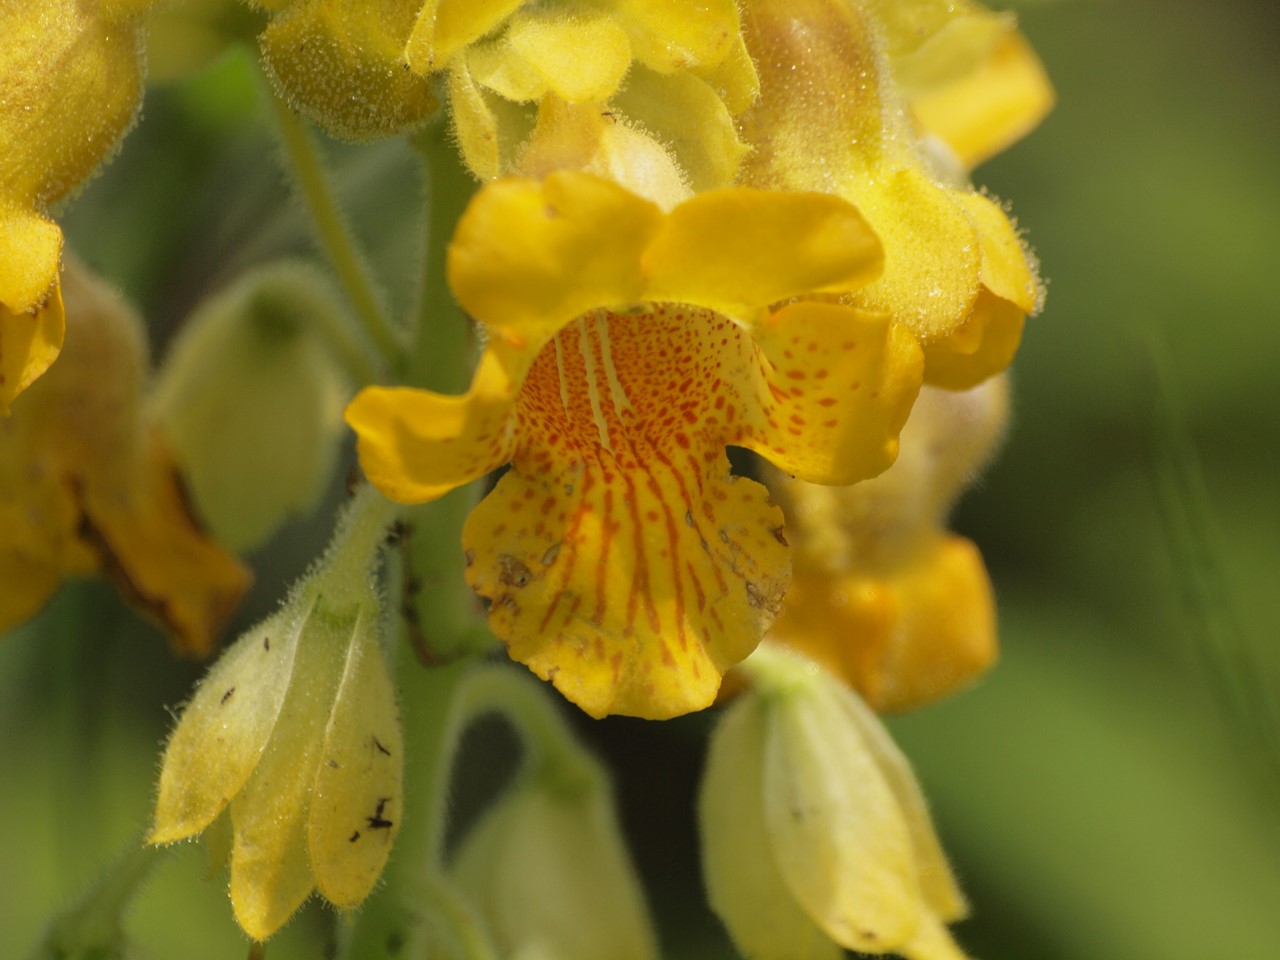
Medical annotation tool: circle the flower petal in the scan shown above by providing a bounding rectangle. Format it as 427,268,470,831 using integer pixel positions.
765,674,922,952
308,611,403,908
609,0,740,74
346,352,519,504
463,308,790,719
700,697,844,960
448,172,662,345
908,32,1054,170
739,302,923,485
408,0,524,71
152,604,308,844
230,602,354,940
922,290,1024,390
772,535,997,713
642,190,883,320
506,9,632,104
1,284,64,416
610,68,748,192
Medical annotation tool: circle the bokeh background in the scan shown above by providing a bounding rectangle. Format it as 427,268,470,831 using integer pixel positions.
3,0,1278,957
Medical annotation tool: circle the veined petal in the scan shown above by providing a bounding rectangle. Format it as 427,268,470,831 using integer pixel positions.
642,190,882,321
739,303,923,485
448,172,661,345
506,9,632,104
1,286,64,416
346,352,520,504
464,309,789,719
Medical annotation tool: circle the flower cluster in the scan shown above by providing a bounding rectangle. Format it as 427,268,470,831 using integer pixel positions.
2,0,1052,953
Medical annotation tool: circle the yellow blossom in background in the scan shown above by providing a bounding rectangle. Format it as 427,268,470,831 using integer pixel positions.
767,378,1009,712
347,171,925,719
0,0,162,412
861,0,1055,170
738,0,1046,392
0,258,249,655
701,645,970,960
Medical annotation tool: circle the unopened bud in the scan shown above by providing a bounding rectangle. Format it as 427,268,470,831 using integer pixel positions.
151,263,352,552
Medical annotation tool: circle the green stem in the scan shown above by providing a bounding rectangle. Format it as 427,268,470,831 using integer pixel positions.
27,837,166,959
313,484,402,602
266,89,405,370
405,123,478,393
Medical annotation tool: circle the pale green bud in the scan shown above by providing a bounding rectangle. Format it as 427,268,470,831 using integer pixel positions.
699,645,970,960
151,488,403,940
150,263,353,552
451,763,659,960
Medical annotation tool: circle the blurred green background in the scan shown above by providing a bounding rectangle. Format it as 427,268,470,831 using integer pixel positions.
3,0,1278,957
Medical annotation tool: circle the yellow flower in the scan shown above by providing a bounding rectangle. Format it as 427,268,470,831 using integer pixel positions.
0,257,249,654
701,644,970,960
1,0,159,412
151,488,403,941
347,171,925,719
417,0,758,184
738,0,1046,392
768,378,1009,712
861,0,1055,170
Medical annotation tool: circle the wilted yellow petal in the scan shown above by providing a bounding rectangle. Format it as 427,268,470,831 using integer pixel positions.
308,611,403,907
152,605,310,843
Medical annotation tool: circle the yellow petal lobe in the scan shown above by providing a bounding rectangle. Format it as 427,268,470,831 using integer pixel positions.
642,190,882,320
506,10,632,104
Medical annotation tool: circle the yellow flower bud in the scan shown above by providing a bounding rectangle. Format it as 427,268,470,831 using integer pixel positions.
258,0,438,140
150,263,352,552
452,764,658,960
151,488,403,940
700,645,970,960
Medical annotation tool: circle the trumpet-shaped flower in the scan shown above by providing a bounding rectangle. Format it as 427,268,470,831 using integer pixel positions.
0,258,249,654
701,644,970,960
1,0,160,412
152,489,403,940
348,171,925,719
737,0,1046,392
769,378,1009,712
